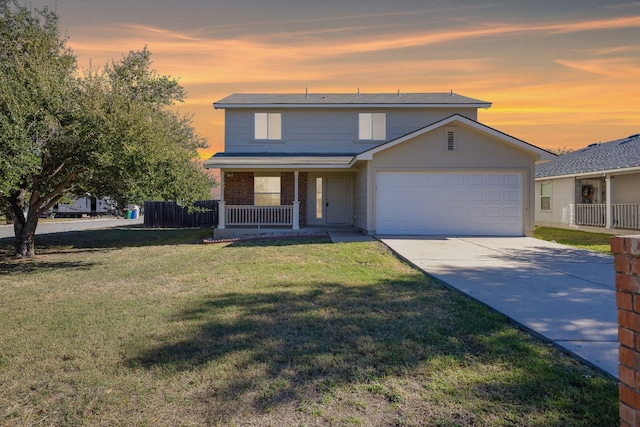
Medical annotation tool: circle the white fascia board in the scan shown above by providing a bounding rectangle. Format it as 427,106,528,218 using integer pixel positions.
213,103,491,110
535,165,640,180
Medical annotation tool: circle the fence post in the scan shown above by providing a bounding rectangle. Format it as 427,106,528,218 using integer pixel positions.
614,235,640,427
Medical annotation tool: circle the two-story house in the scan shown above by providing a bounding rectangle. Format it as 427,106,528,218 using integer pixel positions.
204,92,554,237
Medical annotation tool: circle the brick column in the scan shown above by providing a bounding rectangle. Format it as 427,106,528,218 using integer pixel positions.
613,235,640,427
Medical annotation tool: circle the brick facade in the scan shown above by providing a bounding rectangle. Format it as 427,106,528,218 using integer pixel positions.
614,235,640,427
223,171,308,226
224,172,254,205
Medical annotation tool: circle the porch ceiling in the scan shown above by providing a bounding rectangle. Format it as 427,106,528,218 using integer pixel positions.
203,152,357,169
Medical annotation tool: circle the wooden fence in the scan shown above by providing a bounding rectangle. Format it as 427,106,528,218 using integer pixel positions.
143,200,218,228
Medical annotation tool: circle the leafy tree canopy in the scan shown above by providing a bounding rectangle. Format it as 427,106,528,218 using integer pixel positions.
0,0,214,257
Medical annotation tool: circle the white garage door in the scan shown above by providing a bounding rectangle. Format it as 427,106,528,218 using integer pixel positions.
375,172,523,236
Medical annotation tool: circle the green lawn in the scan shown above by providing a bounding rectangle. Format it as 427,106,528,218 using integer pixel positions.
0,227,617,426
534,226,614,254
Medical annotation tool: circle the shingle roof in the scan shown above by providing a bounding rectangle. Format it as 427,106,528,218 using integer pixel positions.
214,92,491,108
536,133,640,178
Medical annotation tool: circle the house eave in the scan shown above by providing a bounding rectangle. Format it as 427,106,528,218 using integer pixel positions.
213,102,492,110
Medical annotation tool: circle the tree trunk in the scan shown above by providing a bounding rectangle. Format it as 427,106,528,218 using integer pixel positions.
13,213,39,258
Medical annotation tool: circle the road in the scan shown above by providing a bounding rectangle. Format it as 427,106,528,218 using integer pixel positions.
0,216,144,239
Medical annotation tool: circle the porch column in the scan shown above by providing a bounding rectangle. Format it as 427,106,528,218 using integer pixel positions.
606,174,614,229
293,171,300,230
218,171,225,229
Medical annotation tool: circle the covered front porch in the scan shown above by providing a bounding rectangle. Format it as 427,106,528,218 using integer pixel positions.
204,153,362,238
573,174,640,230
217,170,305,231
215,171,358,238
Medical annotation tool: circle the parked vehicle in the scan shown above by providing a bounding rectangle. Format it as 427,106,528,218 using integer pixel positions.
50,196,116,218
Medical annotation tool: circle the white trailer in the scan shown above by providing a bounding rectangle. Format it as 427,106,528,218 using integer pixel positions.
53,196,115,218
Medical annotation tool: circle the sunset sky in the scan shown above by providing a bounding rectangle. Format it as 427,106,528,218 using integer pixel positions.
31,0,640,158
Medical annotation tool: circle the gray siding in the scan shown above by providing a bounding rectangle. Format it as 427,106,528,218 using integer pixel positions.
535,177,575,227
615,174,640,204
224,107,479,153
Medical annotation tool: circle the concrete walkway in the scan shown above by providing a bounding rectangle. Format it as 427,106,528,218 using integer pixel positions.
380,236,618,378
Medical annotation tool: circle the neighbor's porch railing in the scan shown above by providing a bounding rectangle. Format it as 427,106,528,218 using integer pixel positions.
576,204,606,227
575,203,640,230
225,205,293,227
613,204,640,230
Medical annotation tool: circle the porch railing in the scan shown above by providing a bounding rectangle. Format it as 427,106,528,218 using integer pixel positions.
575,204,606,227
225,205,293,227
575,203,640,230
613,204,640,230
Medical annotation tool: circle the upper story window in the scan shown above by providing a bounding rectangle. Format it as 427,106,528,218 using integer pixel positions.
358,113,386,140
254,112,282,140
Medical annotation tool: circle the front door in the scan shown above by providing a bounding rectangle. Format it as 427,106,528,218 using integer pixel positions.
326,177,348,225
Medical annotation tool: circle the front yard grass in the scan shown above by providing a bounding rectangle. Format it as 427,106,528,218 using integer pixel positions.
0,227,617,426
534,226,614,254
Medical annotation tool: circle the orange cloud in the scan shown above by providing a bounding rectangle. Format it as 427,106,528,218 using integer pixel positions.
61,10,640,155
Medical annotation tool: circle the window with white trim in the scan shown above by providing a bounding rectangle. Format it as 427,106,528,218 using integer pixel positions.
254,175,281,206
540,182,552,211
358,113,386,140
444,127,457,151
254,112,282,140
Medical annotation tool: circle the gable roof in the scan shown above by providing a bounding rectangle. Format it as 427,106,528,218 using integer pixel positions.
356,114,555,162
214,92,491,109
536,133,640,178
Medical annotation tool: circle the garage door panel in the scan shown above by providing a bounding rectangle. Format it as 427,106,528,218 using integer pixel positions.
485,175,503,185
504,174,521,185
376,172,522,236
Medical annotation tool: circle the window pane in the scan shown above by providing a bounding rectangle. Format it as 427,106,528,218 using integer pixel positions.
268,113,281,139
255,176,280,193
255,113,268,139
372,113,386,140
541,196,551,211
541,183,551,196
255,193,280,206
359,113,372,140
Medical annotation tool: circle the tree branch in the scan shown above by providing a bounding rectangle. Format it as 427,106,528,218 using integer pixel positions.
32,167,86,216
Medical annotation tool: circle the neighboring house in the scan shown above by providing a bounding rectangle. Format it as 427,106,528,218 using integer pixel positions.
204,92,554,237
536,133,640,232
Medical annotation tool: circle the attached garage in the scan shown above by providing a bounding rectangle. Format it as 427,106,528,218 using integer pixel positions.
375,171,523,236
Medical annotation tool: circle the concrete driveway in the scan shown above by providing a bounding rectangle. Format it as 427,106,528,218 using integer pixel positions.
380,236,618,378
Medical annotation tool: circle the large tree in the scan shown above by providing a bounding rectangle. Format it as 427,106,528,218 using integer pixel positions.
0,0,213,257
